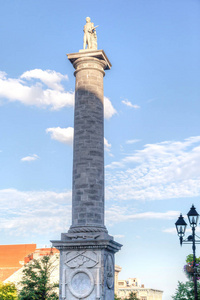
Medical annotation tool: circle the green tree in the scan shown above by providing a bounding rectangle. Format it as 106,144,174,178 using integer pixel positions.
186,254,200,264
0,282,18,300
173,254,200,299
124,291,140,300
114,293,121,300
129,291,140,300
19,254,59,300
172,281,200,300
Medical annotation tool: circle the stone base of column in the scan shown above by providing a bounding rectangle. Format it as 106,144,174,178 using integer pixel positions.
51,235,122,300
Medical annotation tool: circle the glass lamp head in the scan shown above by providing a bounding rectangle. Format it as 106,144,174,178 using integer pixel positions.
187,205,199,227
175,214,187,238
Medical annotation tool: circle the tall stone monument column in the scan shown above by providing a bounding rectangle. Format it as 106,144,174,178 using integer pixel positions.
69,49,109,234
52,17,122,300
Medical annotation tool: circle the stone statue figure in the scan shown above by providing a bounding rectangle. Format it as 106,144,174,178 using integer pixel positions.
83,17,98,50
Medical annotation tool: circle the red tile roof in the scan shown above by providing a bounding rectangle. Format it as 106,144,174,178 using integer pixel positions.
0,244,37,281
0,244,59,281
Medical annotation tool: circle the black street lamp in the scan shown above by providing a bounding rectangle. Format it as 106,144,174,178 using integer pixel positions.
175,205,200,300
188,205,199,228
175,213,187,246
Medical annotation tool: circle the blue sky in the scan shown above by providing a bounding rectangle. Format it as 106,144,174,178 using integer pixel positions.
0,0,200,299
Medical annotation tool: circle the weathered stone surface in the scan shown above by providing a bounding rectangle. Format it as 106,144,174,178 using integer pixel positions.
51,49,122,300
67,50,111,70
67,52,109,233
52,238,121,300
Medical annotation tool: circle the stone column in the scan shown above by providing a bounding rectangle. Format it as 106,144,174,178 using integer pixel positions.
52,50,122,300
69,50,108,233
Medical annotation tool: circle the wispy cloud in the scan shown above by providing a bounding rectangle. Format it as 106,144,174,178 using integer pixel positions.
21,154,39,162
122,99,140,109
46,127,74,145
106,136,200,201
126,139,141,144
106,205,178,225
0,189,72,236
163,228,177,234
113,234,125,239
163,226,200,235
0,188,179,237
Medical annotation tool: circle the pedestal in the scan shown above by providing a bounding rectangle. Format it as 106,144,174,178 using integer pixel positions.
53,233,121,300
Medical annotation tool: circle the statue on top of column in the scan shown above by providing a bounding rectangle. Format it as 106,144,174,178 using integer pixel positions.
83,17,98,50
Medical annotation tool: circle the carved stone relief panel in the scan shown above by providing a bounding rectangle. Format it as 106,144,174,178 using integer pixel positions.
105,254,114,289
68,269,94,299
65,251,98,269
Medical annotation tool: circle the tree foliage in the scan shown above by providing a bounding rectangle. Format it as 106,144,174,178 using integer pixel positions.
124,291,140,300
186,254,200,264
172,281,200,300
19,254,59,300
128,291,140,300
115,291,139,300
114,294,121,300
173,254,200,299
0,282,18,300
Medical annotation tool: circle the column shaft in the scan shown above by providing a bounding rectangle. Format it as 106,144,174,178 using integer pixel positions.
69,55,107,233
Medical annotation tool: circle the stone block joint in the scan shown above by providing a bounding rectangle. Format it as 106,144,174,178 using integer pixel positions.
68,50,111,235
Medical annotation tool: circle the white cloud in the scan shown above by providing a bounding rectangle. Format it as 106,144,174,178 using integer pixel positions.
0,189,72,236
113,234,125,239
104,138,111,150
104,137,113,156
0,188,179,237
122,99,140,109
0,70,116,118
106,136,200,201
163,228,177,234
126,139,141,144
21,154,39,162
46,127,74,145
21,69,68,91
163,226,200,235
0,70,74,110
104,96,117,119
46,127,112,153
0,71,7,79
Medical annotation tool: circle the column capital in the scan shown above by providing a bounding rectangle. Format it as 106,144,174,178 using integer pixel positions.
67,49,112,70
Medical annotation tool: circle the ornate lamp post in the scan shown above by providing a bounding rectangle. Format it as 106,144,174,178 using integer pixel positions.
175,205,200,300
